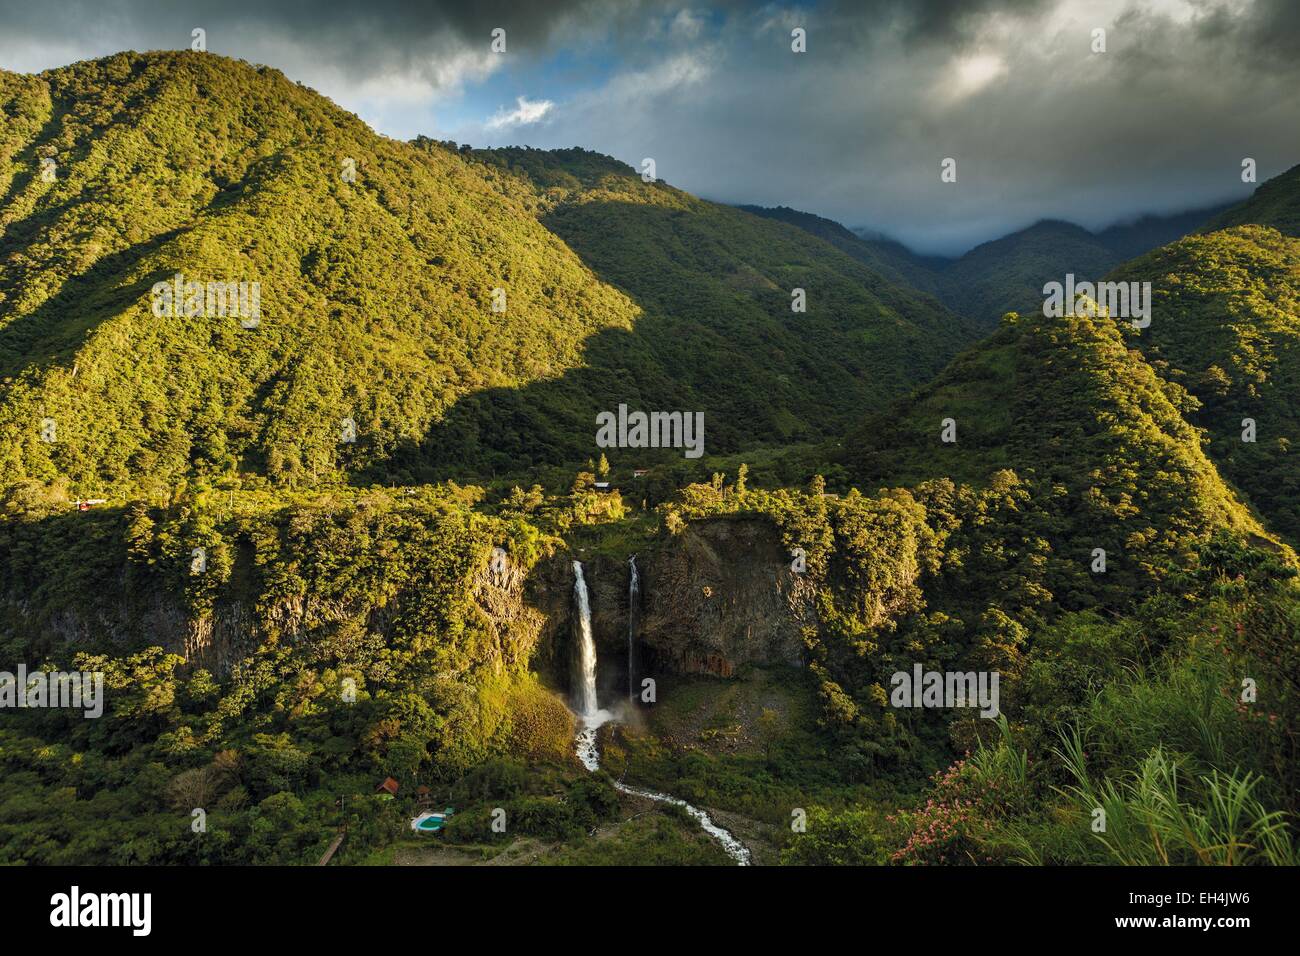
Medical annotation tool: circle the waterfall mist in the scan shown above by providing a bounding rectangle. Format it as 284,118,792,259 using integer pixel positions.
568,557,749,863
571,560,598,717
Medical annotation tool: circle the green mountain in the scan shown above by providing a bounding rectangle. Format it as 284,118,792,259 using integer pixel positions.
1095,205,1237,259
747,204,1227,328
0,50,1296,870
0,52,974,498
1205,162,1300,237
737,205,949,299
844,305,1280,579
935,220,1120,326
844,163,1300,555
1107,166,1300,544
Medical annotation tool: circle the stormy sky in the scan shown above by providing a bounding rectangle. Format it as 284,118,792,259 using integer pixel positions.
2,0,1298,254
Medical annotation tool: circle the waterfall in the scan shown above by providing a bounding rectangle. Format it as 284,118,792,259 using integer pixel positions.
570,555,751,865
627,555,640,704
572,561,598,717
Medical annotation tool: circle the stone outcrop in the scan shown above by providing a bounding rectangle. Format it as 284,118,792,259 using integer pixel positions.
527,516,812,703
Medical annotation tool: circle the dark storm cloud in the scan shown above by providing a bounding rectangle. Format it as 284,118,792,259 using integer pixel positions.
1240,0,1300,60
0,0,618,81
0,0,590,47
460,0,1300,252
819,0,1054,46
0,0,1053,85
1,1,1298,253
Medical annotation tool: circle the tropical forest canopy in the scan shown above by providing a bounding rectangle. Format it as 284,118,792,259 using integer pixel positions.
0,51,1297,867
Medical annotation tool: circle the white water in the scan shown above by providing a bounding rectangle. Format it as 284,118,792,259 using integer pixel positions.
571,560,751,866
627,555,640,704
572,561,599,717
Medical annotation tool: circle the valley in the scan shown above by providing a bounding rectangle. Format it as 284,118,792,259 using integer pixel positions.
0,49,1297,870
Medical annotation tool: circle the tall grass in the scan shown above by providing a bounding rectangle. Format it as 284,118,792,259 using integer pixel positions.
967,714,1028,793
995,634,1296,866
1050,725,1295,865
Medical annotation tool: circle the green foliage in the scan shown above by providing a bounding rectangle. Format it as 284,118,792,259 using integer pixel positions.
438,761,620,844
2,53,1299,868
781,806,891,865
0,54,972,498
1048,730,1295,866
891,548,1300,866
541,811,732,866
1112,224,1300,544
0,482,580,863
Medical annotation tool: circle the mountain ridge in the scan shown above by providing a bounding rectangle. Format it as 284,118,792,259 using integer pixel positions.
743,202,1232,326
0,51,977,496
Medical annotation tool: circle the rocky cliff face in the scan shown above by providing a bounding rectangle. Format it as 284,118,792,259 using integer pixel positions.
527,517,812,706
5,549,545,683
8,514,808,702
640,517,814,677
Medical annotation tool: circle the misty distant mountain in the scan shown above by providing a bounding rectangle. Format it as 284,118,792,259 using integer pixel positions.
744,202,1230,327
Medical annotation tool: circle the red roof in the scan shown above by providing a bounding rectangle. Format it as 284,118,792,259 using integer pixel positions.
377,777,399,795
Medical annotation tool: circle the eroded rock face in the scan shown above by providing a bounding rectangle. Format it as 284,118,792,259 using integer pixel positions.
7,549,545,683
528,517,811,703
639,517,813,677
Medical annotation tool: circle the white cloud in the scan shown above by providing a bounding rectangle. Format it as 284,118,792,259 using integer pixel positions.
670,9,706,40
601,50,714,100
936,52,1009,103
486,96,556,130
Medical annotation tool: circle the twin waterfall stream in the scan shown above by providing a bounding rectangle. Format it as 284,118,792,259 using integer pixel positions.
571,560,752,865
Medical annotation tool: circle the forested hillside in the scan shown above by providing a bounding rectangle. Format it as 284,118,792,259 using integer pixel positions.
737,204,950,299
1100,165,1300,546
748,203,1226,327
0,52,972,498
795,215,1300,864
1206,163,1300,237
1113,225,1300,544
0,50,1296,869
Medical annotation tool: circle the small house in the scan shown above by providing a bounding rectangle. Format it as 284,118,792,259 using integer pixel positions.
376,777,399,798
